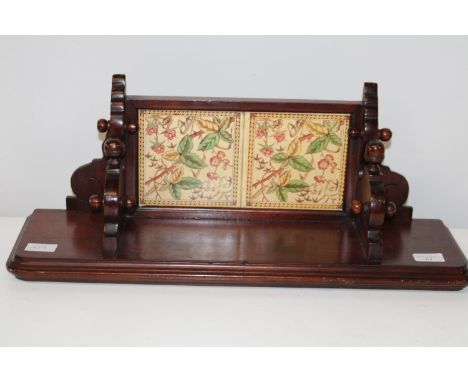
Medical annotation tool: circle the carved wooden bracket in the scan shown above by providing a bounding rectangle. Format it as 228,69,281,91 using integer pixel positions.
353,83,410,264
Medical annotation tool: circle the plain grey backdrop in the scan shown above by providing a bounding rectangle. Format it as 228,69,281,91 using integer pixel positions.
0,36,466,227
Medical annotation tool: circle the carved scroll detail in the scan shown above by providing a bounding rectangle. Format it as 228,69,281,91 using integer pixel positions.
67,159,106,212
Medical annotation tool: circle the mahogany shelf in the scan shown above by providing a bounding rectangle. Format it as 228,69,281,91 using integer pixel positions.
7,209,468,290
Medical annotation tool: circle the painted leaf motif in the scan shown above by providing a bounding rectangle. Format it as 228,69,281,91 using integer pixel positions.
198,132,220,151
287,138,301,157
329,133,342,146
277,169,291,187
219,117,231,131
284,179,309,192
324,120,341,133
163,150,180,161
306,136,329,154
178,176,203,190
306,121,328,136
180,152,207,169
271,152,289,164
288,156,314,172
169,183,181,200
276,187,288,202
219,129,233,143
177,135,193,155
196,119,219,132
171,166,184,183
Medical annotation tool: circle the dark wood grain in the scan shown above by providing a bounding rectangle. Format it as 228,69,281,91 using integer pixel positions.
10,74,458,290
7,210,468,290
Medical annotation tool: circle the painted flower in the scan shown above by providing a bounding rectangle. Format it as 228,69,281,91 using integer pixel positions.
210,156,221,167
207,172,218,180
325,154,334,162
314,175,326,183
256,128,268,138
260,148,273,156
163,129,176,140
318,158,329,170
216,151,226,159
274,132,285,143
152,145,165,154
146,126,156,135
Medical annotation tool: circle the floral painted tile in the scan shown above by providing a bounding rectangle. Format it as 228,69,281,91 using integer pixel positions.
244,112,349,210
139,110,350,210
139,110,242,207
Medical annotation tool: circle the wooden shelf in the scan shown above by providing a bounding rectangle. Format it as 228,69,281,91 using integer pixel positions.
7,210,468,290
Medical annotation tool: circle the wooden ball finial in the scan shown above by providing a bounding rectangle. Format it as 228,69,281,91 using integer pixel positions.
126,123,137,134
386,202,397,218
97,119,108,133
103,138,125,158
89,194,102,211
349,127,361,139
351,200,363,214
379,128,392,142
125,197,136,210
364,142,385,164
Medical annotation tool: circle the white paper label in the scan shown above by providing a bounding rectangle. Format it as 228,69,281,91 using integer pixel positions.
25,243,58,252
413,253,445,263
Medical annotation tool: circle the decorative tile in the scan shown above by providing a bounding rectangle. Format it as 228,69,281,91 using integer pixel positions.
139,110,242,207
244,112,349,210
139,110,350,210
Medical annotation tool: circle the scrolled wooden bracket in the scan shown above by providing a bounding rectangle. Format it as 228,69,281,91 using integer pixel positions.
66,158,106,212
66,75,138,255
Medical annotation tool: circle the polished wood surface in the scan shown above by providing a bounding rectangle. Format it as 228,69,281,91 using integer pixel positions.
67,76,412,260
10,75,463,290
7,210,468,290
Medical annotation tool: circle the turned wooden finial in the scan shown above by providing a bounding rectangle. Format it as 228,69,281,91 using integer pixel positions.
379,128,392,142
97,119,108,133
88,194,102,211
351,200,363,214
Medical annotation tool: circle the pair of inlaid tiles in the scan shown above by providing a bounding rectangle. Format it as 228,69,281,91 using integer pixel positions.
139,110,350,210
